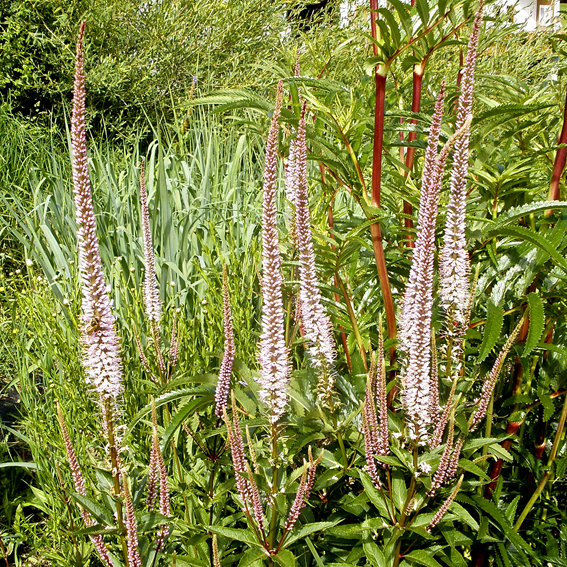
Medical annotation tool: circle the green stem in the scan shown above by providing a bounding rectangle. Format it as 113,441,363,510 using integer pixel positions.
104,402,129,565
268,423,279,561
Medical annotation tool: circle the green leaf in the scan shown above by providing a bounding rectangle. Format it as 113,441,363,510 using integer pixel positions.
485,225,567,273
284,521,340,547
457,495,536,560
541,392,555,422
238,548,268,567
71,494,114,526
448,501,480,531
274,549,295,567
404,549,443,567
523,293,545,356
391,469,407,513
488,444,513,463
485,201,567,232
363,536,387,567
359,471,392,519
207,526,263,549
477,302,504,364
457,459,490,481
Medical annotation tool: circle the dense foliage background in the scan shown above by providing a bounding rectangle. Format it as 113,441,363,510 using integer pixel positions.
1,0,567,566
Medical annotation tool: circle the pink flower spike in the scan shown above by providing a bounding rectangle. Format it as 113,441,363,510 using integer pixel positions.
293,105,337,406
257,81,290,423
122,472,142,567
470,314,524,431
71,21,122,401
215,265,235,418
284,461,308,531
57,403,113,567
439,5,483,327
426,475,464,533
399,85,446,441
139,160,162,323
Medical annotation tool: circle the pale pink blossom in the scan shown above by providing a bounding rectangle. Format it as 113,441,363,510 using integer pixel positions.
71,21,122,400
258,81,290,422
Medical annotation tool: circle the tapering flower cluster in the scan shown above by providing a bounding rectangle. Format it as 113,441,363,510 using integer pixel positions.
71,21,122,401
439,5,483,326
284,447,322,532
362,338,389,488
399,86,446,439
470,315,524,431
293,108,337,406
57,404,113,567
258,81,290,423
427,416,454,496
426,475,463,533
139,160,162,323
215,265,235,417
223,398,265,532
123,473,142,567
147,400,171,550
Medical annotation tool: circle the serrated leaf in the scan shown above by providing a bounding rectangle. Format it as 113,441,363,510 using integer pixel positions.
71,494,114,526
485,225,567,273
457,459,490,481
274,549,295,567
283,521,340,547
541,393,555,421
457,495,536,560
404,549,443,567
523,293,545,356
238,548,267,567
485,201,567,233
488,444,513,463
505,495,521,523
477,302,504,364
207,526,263,549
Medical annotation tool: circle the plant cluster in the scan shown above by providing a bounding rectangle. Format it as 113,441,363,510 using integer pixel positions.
2,0,567,566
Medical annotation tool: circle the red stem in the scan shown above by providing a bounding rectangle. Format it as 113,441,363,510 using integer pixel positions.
369,0,397,350
547,86,567,203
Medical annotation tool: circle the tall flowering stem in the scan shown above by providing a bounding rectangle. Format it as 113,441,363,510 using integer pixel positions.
439,5,483,326
293,106,337,407
258,80,289,424
215,265,235,418
57,404,113,567
71,22,129,563
71,21,122,403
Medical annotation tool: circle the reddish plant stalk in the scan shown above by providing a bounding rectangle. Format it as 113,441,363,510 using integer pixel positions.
369,0,397,349
546,86,567,208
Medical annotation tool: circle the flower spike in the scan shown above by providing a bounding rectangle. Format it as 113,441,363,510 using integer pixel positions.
71,21,122,401
439,5,483,326
57,403,113,567
215,265,235,418
139,160,162,324
399,85,446,440
293,104,337,406
258,80,290,423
